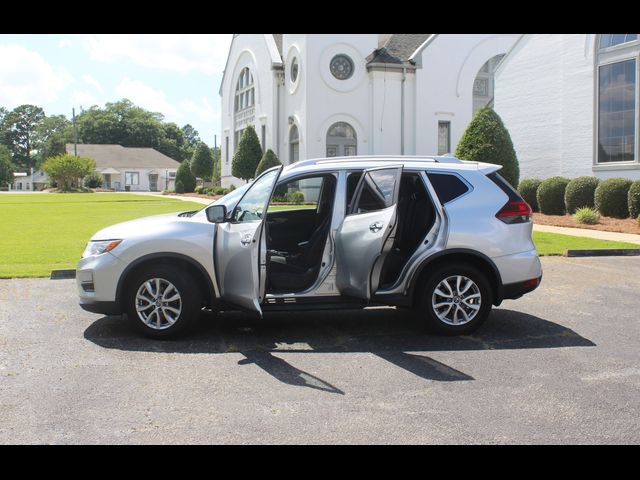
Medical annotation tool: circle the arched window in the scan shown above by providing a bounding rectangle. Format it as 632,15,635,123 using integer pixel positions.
289,124,299,164
326,122,357,157
596,34,639,163
472,54,505,116
234,67,256,149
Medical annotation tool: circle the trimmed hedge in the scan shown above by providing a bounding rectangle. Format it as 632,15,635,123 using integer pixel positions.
517,179,542,212
594,178,632,218
175,160,196,193
564,176,599,214
628,180,640,218
536,176,570,215
455,107,520,187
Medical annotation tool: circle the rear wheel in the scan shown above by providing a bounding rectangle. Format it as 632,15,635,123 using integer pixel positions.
125,264,202,339
416,263,492,335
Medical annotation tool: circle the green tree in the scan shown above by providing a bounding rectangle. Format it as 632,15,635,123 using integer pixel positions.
175,160,196,193
255,149,282,177
190,142,214,186
232,126,262,182
0,144,14,187
75,99,191,161
35,115,72,165
211,146,222,184
42,154,96,191
182,124,201,150
1,105,45,172
455,106,520,187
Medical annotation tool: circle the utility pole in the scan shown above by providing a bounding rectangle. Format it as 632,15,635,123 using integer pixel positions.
72,107,78,157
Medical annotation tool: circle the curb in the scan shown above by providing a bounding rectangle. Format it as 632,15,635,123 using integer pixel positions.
564,249,640,257
50,269,76,280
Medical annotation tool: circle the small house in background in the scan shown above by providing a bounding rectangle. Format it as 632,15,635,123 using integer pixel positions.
65,144,181,191
11,170,49,191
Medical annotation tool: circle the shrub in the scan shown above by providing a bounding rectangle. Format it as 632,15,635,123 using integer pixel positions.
230,184,236,191
83,170,103,188
455,106,519,187
0,145,15,187
564,176,599,214
594,178,633,218
517,179,542,212
232,125,262,181
573,207,600,225
255,149,282,177
536,176,570,215
289,191,304,204
628,180,640,218
194,185,204,194
175,160,196,193
191,142,214,186
42,154,96,191
175,179,185,194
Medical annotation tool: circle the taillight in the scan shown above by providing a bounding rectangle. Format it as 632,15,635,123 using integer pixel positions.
496,201,532,224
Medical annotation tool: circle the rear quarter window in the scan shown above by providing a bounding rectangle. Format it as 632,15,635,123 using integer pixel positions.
426,172,470,204
486,172,524,202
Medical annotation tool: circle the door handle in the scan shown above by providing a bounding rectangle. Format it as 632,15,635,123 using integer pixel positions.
240,233,253,246
369,221,383,233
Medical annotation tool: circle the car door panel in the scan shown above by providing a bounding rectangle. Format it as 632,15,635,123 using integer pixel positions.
214,166,283,314
334,166,403,300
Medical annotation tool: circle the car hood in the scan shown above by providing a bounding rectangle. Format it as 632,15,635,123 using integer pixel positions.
90,212,193,241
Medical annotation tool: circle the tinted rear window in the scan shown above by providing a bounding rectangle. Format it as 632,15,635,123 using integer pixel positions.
486,172,523,202
427,173,470,204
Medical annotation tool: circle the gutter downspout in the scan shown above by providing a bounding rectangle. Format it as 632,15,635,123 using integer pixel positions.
401,65,406,155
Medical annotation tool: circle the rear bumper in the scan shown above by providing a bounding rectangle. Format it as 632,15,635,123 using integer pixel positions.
501,275,542,301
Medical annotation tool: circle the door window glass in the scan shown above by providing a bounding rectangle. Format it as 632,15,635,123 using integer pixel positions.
352,168,398,214
232,169,279,222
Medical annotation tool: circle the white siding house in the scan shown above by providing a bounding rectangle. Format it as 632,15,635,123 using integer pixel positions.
494,34,640,181
219,34,520,188
65,144,180,191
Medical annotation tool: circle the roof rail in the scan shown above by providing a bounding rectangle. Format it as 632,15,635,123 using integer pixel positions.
284,155,467,171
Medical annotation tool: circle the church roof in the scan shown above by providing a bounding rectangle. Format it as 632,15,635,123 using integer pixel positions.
270,34,431,66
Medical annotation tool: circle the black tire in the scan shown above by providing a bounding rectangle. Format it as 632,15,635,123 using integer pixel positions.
415,263,493,335
124,264,202,339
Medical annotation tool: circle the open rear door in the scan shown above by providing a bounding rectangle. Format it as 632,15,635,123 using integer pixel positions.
335,165,403,300
214,166,283,314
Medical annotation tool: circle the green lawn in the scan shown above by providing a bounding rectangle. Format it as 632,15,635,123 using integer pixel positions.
532,231,640,256
1,193,638,278
0,193,204,278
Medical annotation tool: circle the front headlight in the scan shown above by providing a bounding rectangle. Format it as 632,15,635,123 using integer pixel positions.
82,240,123,258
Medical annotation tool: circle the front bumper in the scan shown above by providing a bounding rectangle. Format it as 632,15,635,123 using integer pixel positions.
76,252,127,314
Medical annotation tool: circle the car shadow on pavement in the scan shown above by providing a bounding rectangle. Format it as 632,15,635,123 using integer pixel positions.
84,307,595,393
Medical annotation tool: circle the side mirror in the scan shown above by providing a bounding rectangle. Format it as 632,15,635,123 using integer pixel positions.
205,205,227,223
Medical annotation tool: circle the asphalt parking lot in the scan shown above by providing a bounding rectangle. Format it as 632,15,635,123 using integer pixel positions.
1,256,639,444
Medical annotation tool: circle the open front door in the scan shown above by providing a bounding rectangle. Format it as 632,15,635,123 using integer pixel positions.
335,165,403,300
214,166,283,314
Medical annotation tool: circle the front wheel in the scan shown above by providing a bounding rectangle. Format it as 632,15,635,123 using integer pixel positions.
416,263,493,335
125,264,202,339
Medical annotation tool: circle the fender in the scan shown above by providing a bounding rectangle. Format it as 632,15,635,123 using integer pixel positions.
115,252,215,308
407,248,504,305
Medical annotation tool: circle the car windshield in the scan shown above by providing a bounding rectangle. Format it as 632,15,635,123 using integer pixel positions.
191,183,252,218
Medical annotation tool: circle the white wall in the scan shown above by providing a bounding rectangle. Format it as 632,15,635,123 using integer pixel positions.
221,34,280,187
302,34,378,160
414,34,520,156
494,34,598,181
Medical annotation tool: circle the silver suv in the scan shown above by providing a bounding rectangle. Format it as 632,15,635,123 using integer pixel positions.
77,156,542,339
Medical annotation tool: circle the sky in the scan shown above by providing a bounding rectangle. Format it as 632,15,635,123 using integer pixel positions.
0,34,234,148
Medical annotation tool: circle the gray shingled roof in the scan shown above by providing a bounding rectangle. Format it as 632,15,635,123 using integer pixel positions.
383,34,431,62
270,34,431,65
65,144,181,170
272,34,283,57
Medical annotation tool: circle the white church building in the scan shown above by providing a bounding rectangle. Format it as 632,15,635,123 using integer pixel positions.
219,34,520,187
494,34,640,181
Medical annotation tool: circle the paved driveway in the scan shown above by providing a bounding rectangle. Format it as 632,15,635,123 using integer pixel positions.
1,257,639,444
